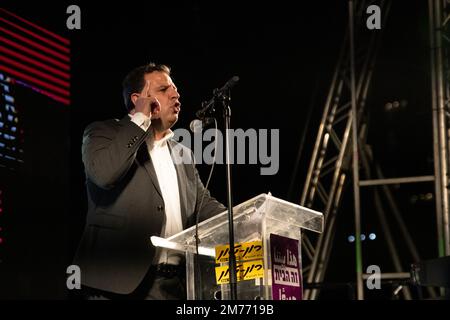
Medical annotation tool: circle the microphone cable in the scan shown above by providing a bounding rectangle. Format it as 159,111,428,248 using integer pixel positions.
194,117,219,300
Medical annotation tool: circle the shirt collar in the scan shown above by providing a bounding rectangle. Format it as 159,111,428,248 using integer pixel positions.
127,114,174,148
148,129,174,149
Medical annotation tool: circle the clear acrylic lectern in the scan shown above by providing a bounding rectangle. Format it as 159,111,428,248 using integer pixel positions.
151,193,323,300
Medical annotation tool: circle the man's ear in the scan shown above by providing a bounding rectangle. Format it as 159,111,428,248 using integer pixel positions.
130,93,139,106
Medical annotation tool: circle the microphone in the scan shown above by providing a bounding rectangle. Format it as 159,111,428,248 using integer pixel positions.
195,76,240,119
190,118,214,133
215,76,240,96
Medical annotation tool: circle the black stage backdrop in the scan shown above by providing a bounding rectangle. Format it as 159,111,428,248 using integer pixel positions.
0,0,435,299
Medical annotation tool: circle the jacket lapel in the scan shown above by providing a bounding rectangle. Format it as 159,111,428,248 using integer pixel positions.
118,115,162,198
135,142,163,199
133,133,188,227
168,141,189,229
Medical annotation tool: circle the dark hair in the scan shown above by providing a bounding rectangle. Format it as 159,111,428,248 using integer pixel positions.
122,62,171,111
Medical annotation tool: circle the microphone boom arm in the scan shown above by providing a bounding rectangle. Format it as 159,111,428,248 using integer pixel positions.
195,76,239,119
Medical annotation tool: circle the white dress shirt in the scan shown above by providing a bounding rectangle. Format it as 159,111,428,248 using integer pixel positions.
130,112,183,265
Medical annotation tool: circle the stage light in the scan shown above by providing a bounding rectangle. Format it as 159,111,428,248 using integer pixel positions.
348,235,355,243
360,234,366,241
369,233,376,240
0,8,71,105
384,99,408,112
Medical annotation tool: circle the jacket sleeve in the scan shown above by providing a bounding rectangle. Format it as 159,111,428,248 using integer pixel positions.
81,118,151,190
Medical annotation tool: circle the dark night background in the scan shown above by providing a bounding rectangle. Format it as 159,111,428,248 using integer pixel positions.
0,0,438,299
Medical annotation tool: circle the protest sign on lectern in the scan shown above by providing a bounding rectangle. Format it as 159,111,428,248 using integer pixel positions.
151,193,323,300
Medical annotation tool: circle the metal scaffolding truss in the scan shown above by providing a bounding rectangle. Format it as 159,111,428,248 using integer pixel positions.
300,0,390,300
299,0,450,300
429,0,450,259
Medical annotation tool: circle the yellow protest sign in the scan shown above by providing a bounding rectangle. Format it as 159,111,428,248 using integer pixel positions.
215,260,264,284
215,240,263,263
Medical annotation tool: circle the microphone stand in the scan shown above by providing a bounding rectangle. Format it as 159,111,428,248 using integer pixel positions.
198,85,238,300
217,90,238,300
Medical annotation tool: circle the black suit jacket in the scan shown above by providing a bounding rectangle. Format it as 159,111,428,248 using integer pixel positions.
73,116,225,294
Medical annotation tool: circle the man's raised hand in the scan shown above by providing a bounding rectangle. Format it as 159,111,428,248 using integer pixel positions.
134,80,161,119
